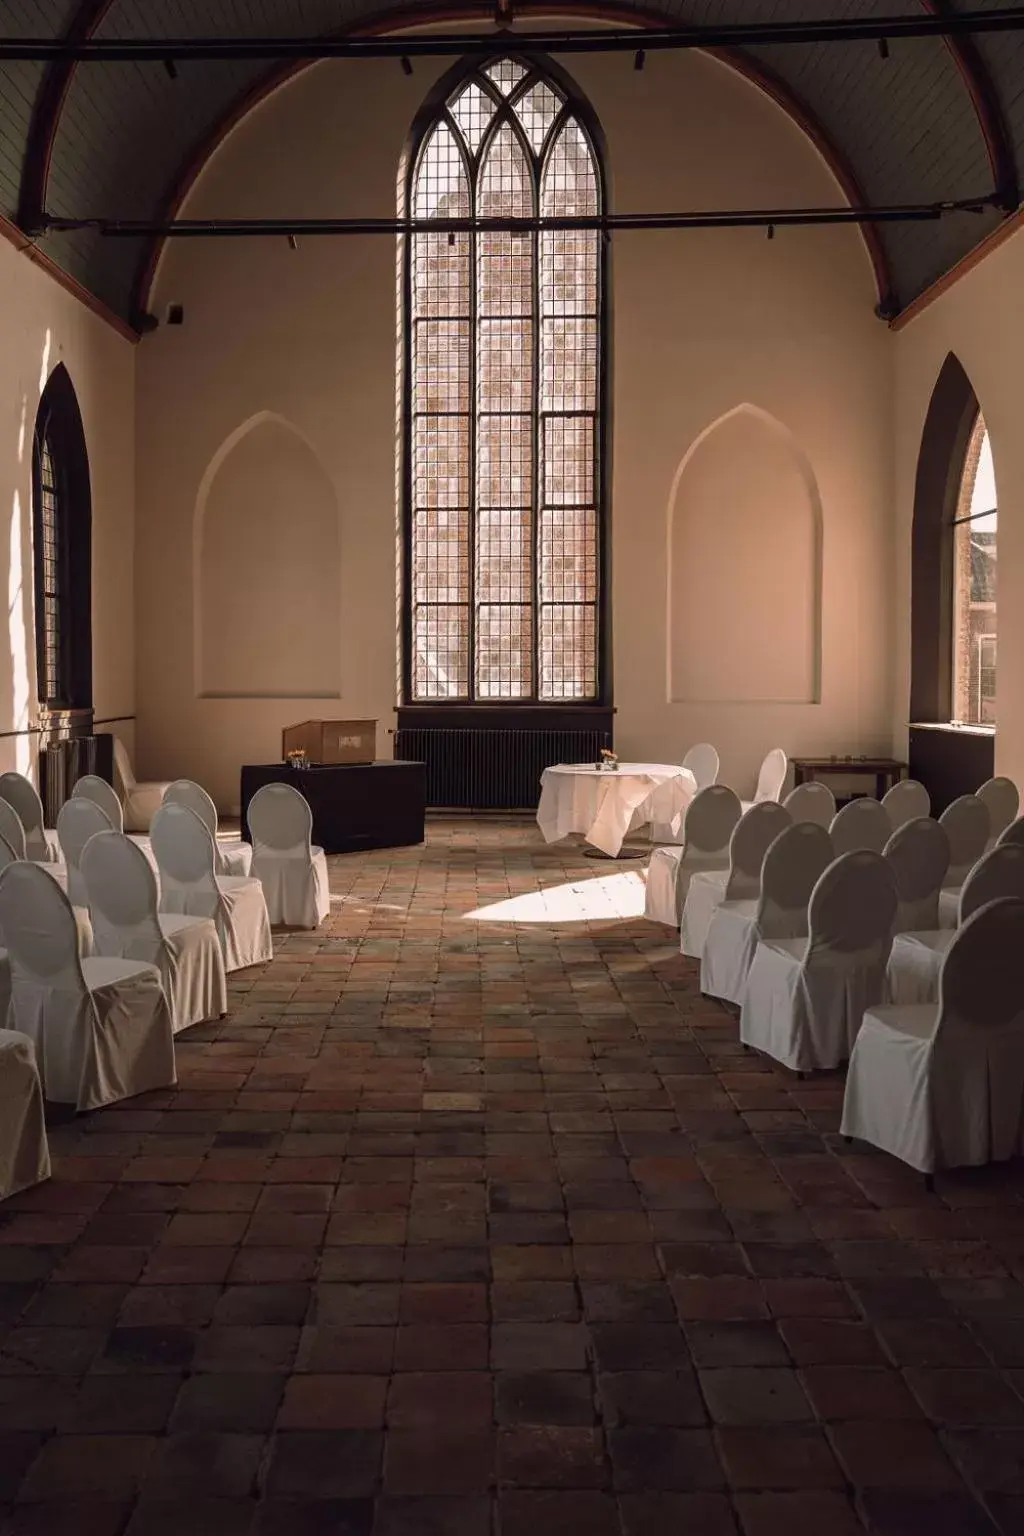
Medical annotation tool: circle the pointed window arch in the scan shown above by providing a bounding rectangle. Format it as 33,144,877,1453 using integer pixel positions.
31,364,92,713
403,56,606,703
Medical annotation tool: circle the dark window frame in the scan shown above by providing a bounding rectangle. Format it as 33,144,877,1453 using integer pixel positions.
400,52,612,709
31,363,92,714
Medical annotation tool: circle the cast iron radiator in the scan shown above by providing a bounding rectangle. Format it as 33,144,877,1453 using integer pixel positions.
394,728,606,810
39,733,113,826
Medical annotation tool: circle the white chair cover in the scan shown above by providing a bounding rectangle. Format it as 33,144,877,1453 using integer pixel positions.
701,821,833,1006
681,801,791,959
883,816,950,934
829,797,891,855
783,782,835,827
0,802,25,861
937,794,991,928
0,834,19,1027
0,1030,50,1199
644,785,741,926
151,804,273,972
0,774,57,863
248,783,330,929
881,778,931,832
72,775,124,832
82,831,227,1035
886,842,1024,1007
978,776,1019,847
0,862,175,1110
740,850,897,1072
842,897,1024,1173
681,743,719,792
997,817,1024,849
57,797,114,909
740,748,787,813
113,737,172,835
163,779,253,878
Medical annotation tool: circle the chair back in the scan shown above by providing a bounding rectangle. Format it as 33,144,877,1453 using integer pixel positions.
958,843,1024,923
938,897,1024,1034
73,775,124,832
681,785,741,858
0,862,86,992
150,803,220,914
998,818,1024,850
725,801,792,900
756,821,833,940
0,834,18,874
783,781,835,827
81,831,163,962
829,797,891,856
681,743,719,792
56,798,114,907
249,781,314,855
0,773,49,860
0,800,26,860
753,748,787,804
977,776,1020,843
112,736,136,792
164,779,219,838
883,816,950,933
939,794,991,883
807,850,897,957
882,778,931,832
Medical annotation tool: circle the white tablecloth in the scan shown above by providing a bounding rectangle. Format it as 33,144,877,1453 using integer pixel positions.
537,763,697,858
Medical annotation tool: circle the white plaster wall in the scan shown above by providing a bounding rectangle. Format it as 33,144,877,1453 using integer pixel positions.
0,238,136,778
138,42,893,808
894,226,1024,786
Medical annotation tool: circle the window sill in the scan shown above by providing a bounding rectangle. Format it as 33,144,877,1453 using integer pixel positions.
910,721,995,737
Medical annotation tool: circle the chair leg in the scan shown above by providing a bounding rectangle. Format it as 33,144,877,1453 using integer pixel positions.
842,1136,852,1144
924,1172,935,1194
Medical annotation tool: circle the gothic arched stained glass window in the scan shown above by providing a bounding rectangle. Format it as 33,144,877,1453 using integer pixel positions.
404,57,605,702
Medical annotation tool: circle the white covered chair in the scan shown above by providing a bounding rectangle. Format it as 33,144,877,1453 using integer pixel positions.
998,817,1024,849
72,774,124,831
978,776,1019,848
0,774,58,863
57,797,114,909
829,797,891,856
113,737,172,835
883,816,950,934
82,831,227,1035
882,778,931,832
701,821,833,1007
163,779,253,878
783,782,835,827
740,850,898,1073
0,1030,50,1199
740,748,788,814
885,842,1024,1008
150,803,273,973
248,782,329,929
842,897,1024,1175
0,862,175,1111
681,800,791,959
644,786,741,927
682,743,719,793
0,802,26,861
937,794,991,928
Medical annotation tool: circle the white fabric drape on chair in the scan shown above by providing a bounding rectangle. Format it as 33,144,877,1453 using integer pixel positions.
829,798,891,856
740,748,787,814
842,897,1024,1173
883,816,950,934
0,862,176,1110
151,804,273,973
937,795,991,928
644,786,741,927
72,775,124,832
57,797,114,908
680,801,791,959
163,780,253,878
248,783,330,929
881,779,931,832
113,738,172,835
0,774,58,863
0,1030,50,1199
681,743,720,793
978,777,1019,849
83,831,227,1034
783,782,835,828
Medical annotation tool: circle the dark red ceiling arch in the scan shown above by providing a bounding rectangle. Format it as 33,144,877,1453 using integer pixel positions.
15,0,1016,331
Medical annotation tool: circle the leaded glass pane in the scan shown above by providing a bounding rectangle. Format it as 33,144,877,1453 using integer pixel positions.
476,605,532,698
485,58,528,96
513,80,562,152
413,417,470,507
476,509,531,602
540,507,597,603
541,120,598,217
415,320,471,412
539,605,597,700
413,121,469,219
477,415,532,508
449,80,496,153
542,417,594,506
414,605,469,699
478,318,533,412
413,508,470,604
541,318,597,412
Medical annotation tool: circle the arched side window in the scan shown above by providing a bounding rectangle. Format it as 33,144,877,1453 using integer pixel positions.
403,55,606,703
31,365,92,714
950,415,996,726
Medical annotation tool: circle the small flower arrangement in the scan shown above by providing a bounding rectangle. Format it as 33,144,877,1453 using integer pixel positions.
600,747,619,772
286,748,310,770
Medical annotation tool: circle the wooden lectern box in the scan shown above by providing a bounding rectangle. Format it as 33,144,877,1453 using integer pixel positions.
282,720,376,766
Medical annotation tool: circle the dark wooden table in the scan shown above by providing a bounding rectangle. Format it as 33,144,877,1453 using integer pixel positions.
792,756,907,801
240,760,425,855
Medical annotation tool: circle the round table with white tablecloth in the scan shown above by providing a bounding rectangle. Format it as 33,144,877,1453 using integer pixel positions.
536,763,698,859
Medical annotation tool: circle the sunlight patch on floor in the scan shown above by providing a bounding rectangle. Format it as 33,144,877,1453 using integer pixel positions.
463,869,647,924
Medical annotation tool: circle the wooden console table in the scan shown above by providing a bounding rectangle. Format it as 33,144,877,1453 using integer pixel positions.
792,756,907,801
240,760,425,854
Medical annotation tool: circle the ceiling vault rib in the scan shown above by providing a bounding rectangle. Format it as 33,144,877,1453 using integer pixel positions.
926,0,1019,210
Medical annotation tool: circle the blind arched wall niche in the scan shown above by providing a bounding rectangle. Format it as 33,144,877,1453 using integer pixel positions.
401,55,608,705
195,412,341,699
668,405,822,704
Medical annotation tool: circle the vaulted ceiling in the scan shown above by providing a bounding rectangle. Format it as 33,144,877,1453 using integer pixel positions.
1,0,1022,332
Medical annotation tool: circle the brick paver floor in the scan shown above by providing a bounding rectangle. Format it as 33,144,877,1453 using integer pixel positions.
1,816,1023,1533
